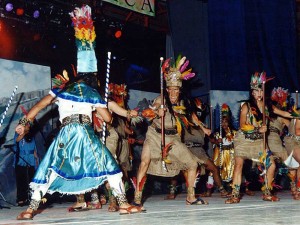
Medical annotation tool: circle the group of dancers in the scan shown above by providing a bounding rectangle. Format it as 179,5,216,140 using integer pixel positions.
13,4,300,221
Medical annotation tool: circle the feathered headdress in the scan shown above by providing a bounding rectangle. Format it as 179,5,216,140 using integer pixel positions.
271,87,289,110
51,64,77,89
108,83,128,107
162,55,195,87
69,5,97,74
250,71,274,90
221,103,231,118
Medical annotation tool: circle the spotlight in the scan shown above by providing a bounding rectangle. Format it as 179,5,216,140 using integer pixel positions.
5,3,13,12
16,8,24,16
33,10,40,19
114,30,122,39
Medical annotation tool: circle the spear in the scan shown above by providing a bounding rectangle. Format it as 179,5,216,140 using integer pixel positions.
296,90,298,108
160,57,167,172
262,80,269,191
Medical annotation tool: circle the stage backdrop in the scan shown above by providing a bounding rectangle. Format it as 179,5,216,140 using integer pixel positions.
0,58,52,205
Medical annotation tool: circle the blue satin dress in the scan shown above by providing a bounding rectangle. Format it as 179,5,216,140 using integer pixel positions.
30,82,121,195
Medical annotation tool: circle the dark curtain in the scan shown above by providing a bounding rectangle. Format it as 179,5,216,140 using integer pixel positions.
208,0,298,91
167,0,210,97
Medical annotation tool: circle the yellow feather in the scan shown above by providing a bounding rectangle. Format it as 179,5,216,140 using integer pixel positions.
176,56,186,70
180,68,192,77
176,117,182,135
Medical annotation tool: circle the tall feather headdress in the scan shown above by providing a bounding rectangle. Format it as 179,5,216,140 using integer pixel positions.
69,5,97,74
162,55,195,87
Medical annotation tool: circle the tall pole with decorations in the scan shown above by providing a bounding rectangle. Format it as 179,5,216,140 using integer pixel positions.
0,86,18,128
102,52,111,144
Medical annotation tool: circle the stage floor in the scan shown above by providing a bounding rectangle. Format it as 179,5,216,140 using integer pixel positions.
0,191,299,225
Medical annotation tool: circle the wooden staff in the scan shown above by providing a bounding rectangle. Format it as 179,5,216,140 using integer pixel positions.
262,81,269,189
210,105,213,130
296,90,299,108
262,81,266,150
160,57,167,171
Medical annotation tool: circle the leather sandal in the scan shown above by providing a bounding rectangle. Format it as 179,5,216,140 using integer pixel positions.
293,192,300,200
132,201,147,212
87,201,102,210
16,211,34,220
245,188,255,196
108,201,119,212
199,192,212,197
100,194,107,205
262,194,280,202
119,205,142,215
225,197,240,204
186,197,208,205
220,190,230,198
164,193,176,200
68,202,89,212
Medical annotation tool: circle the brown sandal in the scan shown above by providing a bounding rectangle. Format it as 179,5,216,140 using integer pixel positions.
186,197,209,205
68,202,89,212
16,211,34,220
119,205,142,215
225,197,240,204
164,193,176,200
100,194,107,205
262,194,280,202
199,192,212,197
87,201,102,210
245,188,255,196
293,192,300,200
220,190,230,198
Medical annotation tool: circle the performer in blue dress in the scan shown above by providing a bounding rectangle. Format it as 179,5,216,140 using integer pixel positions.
15,74,142,220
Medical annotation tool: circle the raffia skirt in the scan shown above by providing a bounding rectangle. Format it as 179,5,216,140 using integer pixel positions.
284,136,300,156
30,123,121,195
233,131,264,160
146,126,199,177
105,127,119,157
267,132,288,160
118,138,132,172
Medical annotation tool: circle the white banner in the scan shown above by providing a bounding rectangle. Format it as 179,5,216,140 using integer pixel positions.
103,0,155,17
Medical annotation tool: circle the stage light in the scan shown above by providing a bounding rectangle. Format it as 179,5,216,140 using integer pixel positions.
114,30,122,39
33,10,40,19
5,3,13,12
16,8,24,16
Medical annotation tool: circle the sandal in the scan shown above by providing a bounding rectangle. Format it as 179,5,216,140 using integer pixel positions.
164,193,176,200
293,192,300,200
186,197,208,205
87,201,102,210
220,190,230,198
68,202,89,212
199,192,212,197
225,197,240,204
132,201,147,212
108,202,119,212
16,211,34,220
245,188,255,196
100,194,107,205
119,205,142,215
262,194,280,202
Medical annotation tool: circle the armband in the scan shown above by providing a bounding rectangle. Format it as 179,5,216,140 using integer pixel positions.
18,117,32,127
127,110,132,119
